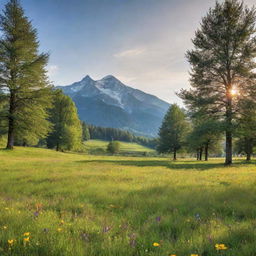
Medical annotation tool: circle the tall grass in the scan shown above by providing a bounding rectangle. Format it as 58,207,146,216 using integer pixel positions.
0,147,255,255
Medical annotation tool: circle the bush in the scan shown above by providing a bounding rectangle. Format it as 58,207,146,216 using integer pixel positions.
107,141,120,154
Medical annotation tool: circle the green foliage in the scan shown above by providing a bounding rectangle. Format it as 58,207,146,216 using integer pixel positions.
234,99,256,160
81,122,90,141
47,90,82,151
86,123,157,149
186,118,223,160
0,0,52,149
158,104,189,160
179,0,256,164
107,141,120,154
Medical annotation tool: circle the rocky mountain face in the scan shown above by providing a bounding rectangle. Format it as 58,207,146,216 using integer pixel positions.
57,75,170,137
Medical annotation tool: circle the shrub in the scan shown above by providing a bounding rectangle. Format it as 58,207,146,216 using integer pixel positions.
107,141,120,154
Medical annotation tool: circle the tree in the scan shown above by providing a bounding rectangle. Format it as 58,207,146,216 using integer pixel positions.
157,104,189,160
47,90,82,151
187,119,222,161
107,141,120,154
0,0,52,149
235,99,256,161
179,0,256,165
81,122,90,141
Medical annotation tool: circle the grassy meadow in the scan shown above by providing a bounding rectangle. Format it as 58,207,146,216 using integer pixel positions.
0,146,256,255
83,140,155,155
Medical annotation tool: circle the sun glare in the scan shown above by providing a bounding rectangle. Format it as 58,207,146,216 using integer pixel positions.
230,88,238,96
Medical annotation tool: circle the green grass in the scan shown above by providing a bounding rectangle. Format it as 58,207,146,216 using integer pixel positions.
0,147,256,255
84,139,155,154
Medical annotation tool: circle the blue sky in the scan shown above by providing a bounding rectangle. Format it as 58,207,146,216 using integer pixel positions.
0,0,255,103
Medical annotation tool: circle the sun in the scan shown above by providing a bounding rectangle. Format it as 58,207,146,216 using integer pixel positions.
230,88,238,96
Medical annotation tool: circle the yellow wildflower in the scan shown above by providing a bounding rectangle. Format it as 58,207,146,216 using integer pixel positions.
170,254,176,256
60,220,65,224
23,237,30,242
23,232,30,236
191,254,199,256
215,243,228,250
153,242,160,247
8,239,14,245
3,226,7,230
57,228,62,232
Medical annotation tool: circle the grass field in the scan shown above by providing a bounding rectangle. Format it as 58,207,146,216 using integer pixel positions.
83,140,155,155
0,147,256,256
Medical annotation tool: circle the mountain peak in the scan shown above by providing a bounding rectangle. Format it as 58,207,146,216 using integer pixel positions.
82,75,94,82
101,75,119,81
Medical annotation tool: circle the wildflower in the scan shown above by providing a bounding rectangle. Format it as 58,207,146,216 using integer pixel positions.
23,237,30,242
170,254,176,256
153,242,160,247
156,216,161,222
57,228,62,232
8,239,14,245
215,243,228,250
23,232,30,236
5,207,9,210
191,254,199,256
60,220,64,224
3,226,7,230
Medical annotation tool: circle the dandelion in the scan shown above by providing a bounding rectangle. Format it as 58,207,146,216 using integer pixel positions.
191,254,199,256
3,226,7,230
8,239,14,245
23,237,30,246
153,242,160,247
23,232,30,236
215,244,228,250
57,228,62,232
60,219,65,224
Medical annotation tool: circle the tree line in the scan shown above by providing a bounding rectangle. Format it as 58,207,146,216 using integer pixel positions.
158,0,256,164
82,123,157,149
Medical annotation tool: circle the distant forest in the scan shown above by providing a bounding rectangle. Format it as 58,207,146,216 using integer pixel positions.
82,122,158,149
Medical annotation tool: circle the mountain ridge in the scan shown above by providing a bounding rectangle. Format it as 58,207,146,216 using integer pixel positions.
57,75,170,137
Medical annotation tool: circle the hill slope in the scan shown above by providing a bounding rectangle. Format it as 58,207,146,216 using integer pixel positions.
57,75,170,137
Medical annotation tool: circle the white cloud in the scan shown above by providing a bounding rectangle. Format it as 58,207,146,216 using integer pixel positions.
114,48,146,58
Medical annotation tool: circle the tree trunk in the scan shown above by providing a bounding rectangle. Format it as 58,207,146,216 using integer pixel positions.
196,149,200,160
225,94,233,165
56,142,60,151
246,153,251,161
6,92,15,150
205,143,209,161
199,147,203,161
173,149,177,161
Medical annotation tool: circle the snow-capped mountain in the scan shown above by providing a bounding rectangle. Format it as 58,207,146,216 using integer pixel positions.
57,75,170,137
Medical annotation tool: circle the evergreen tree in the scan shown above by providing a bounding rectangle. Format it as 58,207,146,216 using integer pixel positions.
187,119,222,161
81,122,90,141
158,104,189,160
235,99,256,161
179,0,256,165
47,90,82,151
0,0,52,149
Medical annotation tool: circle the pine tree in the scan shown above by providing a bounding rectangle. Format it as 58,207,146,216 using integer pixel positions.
81,122,90,141
179,0,256,165
235,99,256,161
47,90,82,151
0,0,52,149
157,104,189,160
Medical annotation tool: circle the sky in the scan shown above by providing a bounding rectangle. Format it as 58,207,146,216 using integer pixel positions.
0,0,255,104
